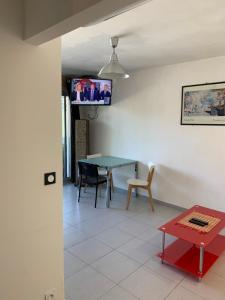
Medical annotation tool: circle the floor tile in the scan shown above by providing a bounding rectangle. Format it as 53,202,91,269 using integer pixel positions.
91,250,140,283
131,212,167,228
74,216,118,236
68,238,113,264
144,255,184,283
118,237,158,264
64,225,77,234
126,197,150,212
153,204,182,219
108,207,140,218
65,266,115,300
95,227,134,249
166,286,206,300
64,228,92,249
117,219,150,237
64,209,102,226
137,226,158,242
147,232,177,249
120,266,176,300
99,285,139,300
181,272,225,300
64,251,86,279
93,212,128,227
210,256,225,278
63,221,71,230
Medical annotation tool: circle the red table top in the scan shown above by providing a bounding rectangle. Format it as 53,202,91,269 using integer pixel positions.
159,205,225,247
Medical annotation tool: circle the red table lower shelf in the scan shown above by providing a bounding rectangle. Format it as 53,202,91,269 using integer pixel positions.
157,234,225,278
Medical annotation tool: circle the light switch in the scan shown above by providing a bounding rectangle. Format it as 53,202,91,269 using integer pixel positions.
44,172,56,185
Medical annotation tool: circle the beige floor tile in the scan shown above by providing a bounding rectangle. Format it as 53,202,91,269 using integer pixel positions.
210,256,225,278
166,285,206,300
117,219,150,237
92,250,140,283
118,237,158,264
64,228,92,249
120,266,176,300
64,251,86,279
181,272,225,300
65,266,115,300
100,286,139,300
137,226,158,242
68,238,113,264
144,255,184,283
95,227,134,249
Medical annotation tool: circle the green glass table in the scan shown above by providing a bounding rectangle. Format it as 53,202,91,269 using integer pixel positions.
79,156,138,207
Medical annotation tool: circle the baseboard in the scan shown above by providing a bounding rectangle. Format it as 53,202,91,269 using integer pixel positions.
114,186,185,212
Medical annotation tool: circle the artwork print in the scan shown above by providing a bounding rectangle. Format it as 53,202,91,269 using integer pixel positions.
181,82,225,125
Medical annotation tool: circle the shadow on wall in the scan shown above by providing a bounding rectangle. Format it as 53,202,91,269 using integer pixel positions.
137,161,150,179
135,161,150,196
112,74,151,104
112,161,150,194
155,164,202,208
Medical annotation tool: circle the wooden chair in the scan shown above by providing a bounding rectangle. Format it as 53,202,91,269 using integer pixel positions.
87,153,114,192
78,161,110,208
126,162,155,211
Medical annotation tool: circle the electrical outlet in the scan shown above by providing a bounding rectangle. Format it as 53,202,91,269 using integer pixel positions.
44,288,56,300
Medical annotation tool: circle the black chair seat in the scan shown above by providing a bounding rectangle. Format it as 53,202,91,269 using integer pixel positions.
78,162,111,208
82,175,107,185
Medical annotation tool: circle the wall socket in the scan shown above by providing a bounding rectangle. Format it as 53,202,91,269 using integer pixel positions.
44,288,56,300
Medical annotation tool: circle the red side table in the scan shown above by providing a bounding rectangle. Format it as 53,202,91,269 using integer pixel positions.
157,205,225,280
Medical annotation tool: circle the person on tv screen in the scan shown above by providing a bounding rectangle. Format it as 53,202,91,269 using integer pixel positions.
71,82,84,103
85,83,100,101
100,84,111,103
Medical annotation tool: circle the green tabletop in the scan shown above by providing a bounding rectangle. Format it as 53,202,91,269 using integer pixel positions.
79,156,137,169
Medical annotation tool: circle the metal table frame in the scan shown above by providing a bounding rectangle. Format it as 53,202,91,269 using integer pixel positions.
160,230,205,281
79,156,138,208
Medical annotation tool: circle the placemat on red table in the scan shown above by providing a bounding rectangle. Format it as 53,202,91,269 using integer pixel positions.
177,211,221,233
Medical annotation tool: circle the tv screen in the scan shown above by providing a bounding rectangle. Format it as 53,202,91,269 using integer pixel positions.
70,78,112,105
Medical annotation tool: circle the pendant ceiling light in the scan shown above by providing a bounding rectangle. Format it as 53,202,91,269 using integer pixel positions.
98,37,129,79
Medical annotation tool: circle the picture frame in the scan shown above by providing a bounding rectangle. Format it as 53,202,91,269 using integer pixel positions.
181,81,225,125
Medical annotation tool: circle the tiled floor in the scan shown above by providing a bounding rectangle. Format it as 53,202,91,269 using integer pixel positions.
63,184,225,300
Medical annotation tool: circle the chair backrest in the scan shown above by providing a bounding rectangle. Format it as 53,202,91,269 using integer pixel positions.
87,153,102,159
147,162,155,184
78,162,99,178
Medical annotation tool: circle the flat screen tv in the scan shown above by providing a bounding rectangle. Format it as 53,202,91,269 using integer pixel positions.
70,78,112,105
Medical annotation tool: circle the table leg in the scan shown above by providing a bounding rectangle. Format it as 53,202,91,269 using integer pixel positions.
134,162,138,197
106,169,111,208
199,246,204,280
161,231,166,264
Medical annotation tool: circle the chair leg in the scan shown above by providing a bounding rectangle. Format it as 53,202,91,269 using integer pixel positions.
99,184,102,197
110,173,115,193
147,187,154,211
95,185,98,208
126,185,132,210
78,180,82,203
110,184,112,201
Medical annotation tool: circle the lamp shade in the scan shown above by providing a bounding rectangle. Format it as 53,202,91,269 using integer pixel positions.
98,53,129,79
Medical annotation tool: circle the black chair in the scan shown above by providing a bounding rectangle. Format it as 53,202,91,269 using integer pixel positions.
78,162,111,208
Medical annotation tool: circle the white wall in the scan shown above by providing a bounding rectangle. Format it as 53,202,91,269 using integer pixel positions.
0,1,64,299
90,56,225,211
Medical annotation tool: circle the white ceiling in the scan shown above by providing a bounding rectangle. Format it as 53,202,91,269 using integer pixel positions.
61,0,225,75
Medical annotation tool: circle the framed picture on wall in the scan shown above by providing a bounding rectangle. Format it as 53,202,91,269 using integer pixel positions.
181,81,225,125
